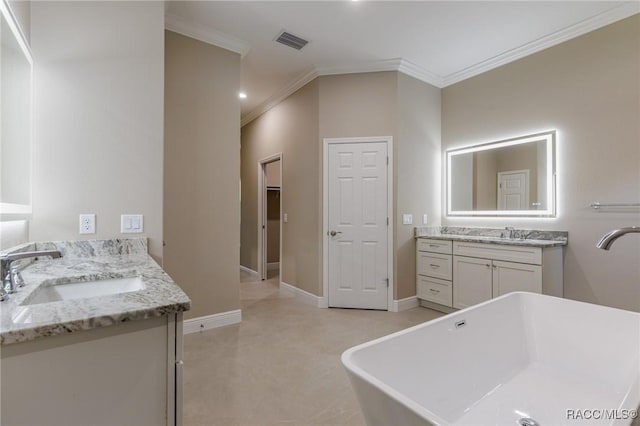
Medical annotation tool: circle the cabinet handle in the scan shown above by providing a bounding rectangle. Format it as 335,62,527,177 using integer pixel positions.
485,264,491,268
429,244,440,248
429,288,440,293
492,265,497,269
429,264,440,268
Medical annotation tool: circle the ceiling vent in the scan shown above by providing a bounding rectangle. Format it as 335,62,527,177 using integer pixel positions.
275,31,308,50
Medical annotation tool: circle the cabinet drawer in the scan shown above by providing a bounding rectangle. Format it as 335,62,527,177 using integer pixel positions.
417,276,452,307
417,239,452,254
417,252,452,280
453,241,542,265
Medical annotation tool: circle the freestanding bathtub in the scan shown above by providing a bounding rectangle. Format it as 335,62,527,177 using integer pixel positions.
342,292,640,426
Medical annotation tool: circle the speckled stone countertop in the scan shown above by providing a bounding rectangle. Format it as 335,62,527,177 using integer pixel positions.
415,226,568,248
0,238,190,345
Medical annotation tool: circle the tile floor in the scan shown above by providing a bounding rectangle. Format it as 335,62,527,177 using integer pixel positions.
183,269,443,426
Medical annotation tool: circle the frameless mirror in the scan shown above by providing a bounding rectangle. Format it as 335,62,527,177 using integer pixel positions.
0,0,32,217
447,131,556,217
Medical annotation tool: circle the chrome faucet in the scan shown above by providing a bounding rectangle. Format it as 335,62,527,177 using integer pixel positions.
0,250,62,301
596,226,640,250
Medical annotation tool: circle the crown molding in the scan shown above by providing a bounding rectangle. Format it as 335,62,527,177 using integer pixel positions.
240,3,639,126
165,13,251,57
442,2,640,86
241,58,445,127
397,59,444,88
315,58,403,76
241,67,319,127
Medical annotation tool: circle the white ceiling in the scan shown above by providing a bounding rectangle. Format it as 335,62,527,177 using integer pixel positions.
165,1,639,124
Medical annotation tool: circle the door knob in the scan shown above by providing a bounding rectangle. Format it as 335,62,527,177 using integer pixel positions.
330,230,342,236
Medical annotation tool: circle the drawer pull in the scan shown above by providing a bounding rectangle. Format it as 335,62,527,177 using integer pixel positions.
485,264,491,268
429,288,440,293
429,244,440,248
429,264,440,268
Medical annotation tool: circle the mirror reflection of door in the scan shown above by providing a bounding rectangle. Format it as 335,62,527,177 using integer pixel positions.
497,170,529,210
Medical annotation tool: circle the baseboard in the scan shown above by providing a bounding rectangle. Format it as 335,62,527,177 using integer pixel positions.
419,299,456,314
183,309,242,334
240,265,257,275
267,262,280,271
390,296,419,312
280,281,327,308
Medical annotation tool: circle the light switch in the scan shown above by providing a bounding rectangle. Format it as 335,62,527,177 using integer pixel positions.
121,214,143,233
283,213,288,223
423,214,428,225
402,214,413,225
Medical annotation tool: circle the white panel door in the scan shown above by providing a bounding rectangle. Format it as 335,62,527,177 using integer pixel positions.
328,142,388,309
497,170,529,210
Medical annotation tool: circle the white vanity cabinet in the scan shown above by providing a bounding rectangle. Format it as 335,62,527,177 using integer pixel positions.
1,313,184,426
416,239,453,307
417,237,563,312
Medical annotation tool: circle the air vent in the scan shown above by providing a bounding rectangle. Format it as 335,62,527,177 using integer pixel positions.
275,31,308,50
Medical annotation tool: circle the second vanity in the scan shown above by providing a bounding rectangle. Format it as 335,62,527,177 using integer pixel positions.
0,238,190,426
415,227,567,313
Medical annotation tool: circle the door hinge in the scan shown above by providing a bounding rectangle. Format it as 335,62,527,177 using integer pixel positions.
387,217,389,226
386,156,389,165
386,278,389,287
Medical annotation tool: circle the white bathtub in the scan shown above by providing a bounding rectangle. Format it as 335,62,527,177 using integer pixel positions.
342,292,640,426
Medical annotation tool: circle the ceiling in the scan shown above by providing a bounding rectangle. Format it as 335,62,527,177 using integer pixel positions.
165,1,639,125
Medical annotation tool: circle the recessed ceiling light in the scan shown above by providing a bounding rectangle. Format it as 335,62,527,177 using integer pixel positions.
239,92,247,99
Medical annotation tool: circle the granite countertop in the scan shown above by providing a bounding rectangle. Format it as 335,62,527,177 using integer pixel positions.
415,226,568,248
0,239,190,345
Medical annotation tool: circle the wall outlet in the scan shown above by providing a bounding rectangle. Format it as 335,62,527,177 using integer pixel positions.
79,214,96,234
402,214,413,225
121,214,143,233
423,214,428,225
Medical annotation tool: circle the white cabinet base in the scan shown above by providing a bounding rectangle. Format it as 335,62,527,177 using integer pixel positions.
1,315,183,426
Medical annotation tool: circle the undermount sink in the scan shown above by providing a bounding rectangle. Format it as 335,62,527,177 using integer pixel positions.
23,276,145,305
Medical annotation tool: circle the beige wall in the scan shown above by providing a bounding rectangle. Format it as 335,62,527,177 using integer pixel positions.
442,15,640,312
241,71,441,301
241,80,320,294
395,73,442,299
164,31,241,319
29,1,165,260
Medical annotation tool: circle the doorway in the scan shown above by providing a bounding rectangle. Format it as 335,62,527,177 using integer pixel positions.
258,154,282,281
497,169,529,210
323,137,393,310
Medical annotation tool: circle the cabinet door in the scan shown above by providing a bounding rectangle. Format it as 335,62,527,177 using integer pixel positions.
453,256,493,309
492,260,542,297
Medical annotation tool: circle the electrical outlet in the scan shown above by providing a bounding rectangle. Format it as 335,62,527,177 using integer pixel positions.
423,214,428,225
79,214,96,234
402,214,413,225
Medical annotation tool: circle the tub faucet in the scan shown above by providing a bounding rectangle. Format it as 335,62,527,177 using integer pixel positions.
0,250,62,300
596,226,640,250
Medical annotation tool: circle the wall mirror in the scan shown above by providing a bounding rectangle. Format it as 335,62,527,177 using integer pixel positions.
0,0,32,217
446,130,556,217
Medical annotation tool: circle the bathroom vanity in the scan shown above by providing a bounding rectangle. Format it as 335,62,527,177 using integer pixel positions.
416,227,567,313
0,238,190,426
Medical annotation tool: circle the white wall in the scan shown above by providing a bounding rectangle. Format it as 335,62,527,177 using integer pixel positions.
442,15,640,312
29,2,165,260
